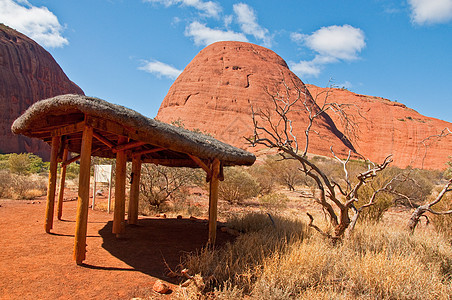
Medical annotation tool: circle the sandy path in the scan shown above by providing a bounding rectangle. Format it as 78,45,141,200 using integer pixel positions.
0,197,232,299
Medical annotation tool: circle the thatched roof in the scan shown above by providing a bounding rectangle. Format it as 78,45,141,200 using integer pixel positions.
11,94,256,167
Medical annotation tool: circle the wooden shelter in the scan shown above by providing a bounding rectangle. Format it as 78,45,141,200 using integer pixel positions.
12,94,255,265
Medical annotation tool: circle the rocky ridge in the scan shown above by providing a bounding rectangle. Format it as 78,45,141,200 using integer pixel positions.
157,41,451,169
306,85,452,169
157,41,355,159
0,24,84,160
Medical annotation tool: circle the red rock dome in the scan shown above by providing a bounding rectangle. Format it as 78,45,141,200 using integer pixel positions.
0,24,84,160
157,41,355,158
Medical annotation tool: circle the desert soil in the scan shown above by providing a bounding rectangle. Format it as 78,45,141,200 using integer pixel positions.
0,194,233,300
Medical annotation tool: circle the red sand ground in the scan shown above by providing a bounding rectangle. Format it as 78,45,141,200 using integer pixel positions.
0,195,233,299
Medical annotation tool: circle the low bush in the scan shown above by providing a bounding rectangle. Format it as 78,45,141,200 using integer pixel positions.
218,167,260,204
430,187,452,240
176,216,452,299
0,170,47,199
259,193,289,209
0,153,49,175
139,164,202,210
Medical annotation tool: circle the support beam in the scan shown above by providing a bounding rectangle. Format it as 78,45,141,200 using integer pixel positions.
113,141,146,153
50,121,85,137
44,135,60,233
208,158,221,245
57,147,69,220
93,131,116,149
132,147,165,157
128,155,142,225
62,154,80,166
188,154,212,178
112,136,128,236
73,125,93,265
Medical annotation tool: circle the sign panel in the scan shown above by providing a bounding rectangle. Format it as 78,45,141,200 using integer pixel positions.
94,165,112,183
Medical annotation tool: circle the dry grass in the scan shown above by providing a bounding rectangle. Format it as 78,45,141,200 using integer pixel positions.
0,171,47,199
176,213,452,299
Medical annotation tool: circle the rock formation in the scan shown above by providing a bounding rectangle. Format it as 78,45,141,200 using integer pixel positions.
157,41,451,170
0,24,84,160
157,41,355,158
306,85,452,169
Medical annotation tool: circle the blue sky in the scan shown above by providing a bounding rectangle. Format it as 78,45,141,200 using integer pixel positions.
1,0,451,122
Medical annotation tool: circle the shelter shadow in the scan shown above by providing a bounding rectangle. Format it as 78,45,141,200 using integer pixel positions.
98,218,235,283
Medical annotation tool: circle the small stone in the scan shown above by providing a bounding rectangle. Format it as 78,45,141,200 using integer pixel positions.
153,280,170,294
155,213,167,219
176,215,183,219
189,216,197,221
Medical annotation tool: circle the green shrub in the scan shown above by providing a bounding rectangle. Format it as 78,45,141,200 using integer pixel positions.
263,156,307,191
259,193,289,209
445,156,452,179
139,164,202,209
218,167,259,204
0,153,49,175
0,170,47,199
248,163,275,195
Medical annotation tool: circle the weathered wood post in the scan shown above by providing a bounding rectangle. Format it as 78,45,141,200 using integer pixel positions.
57,147,68,220
73,125,93,265
208,158,220,245
113,136,128,236
44,135,61,233
128,155,141,225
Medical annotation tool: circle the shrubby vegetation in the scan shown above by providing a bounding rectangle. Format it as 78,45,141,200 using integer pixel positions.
175,213,452,299
138,164,204,215
0,153,48,199
218,167,260,204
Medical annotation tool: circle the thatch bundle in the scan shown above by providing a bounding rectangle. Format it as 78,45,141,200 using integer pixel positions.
12,94,255,167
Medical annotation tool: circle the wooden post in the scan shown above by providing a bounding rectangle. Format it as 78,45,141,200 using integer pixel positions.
113,136,128,236
44,136,60,233
107,177,112,214
92,178,97,210
73,125,93,265
208,158,221,245
57,147,68,220
128,155,141,225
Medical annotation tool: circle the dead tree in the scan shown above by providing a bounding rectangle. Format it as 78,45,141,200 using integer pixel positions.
248,78,393,240
408,127,452,233
407,178,452,232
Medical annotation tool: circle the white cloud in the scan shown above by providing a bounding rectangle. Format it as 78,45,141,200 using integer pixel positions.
139,60,182,79
303,25,365,61
233,3,271,46
144,0,222,18
185,21,248,46
337,81,353,89
0,0,68,48
408,0,452,25
290,59,322,77
290,25,365,78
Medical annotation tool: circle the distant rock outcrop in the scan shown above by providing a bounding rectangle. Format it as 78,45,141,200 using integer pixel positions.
157,41,355,158
306,85,452,169
157,41,451,170
0,24,84,160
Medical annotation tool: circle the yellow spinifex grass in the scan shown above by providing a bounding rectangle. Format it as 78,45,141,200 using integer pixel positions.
176,213,452,299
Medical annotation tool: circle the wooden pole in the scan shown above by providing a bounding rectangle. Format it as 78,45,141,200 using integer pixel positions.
44,136,60,233
208,158,221,245
57,147,68,220
92,179,97,210
107,177,112,214
128,155,141,225
113,136,128,236
73,125,93,265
